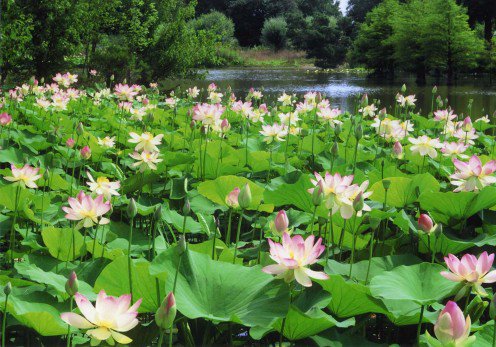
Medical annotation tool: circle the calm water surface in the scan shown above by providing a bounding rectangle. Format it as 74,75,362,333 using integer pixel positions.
176,68,496,116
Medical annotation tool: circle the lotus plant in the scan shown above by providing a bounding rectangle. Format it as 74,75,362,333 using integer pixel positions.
424,301,475,347
61,290,142,345
262,232,329,287
86,172,120,200
450,155,496,192
440,252,496,296
4,164,41,189
62,191,111,228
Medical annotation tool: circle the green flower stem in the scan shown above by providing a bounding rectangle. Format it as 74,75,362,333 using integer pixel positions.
311,109,318,166
9,184,21,267
69,135,80,196
232,211,243,264
202,126,210,180
310,206,317,235
157,329,165,347
66,297,73,347
349,215,358,277
416,305,425,343
244,119,250,167
279,282,294,347
128,217,134,302
2,290,10,347
337,219,347,261
352,137,359,175
225,209,233,244
365,228,375,284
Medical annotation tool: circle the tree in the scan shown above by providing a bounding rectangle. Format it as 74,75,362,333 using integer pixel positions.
347,0,383,24
424,0,484,83
459,0,496,43
349,0,399,76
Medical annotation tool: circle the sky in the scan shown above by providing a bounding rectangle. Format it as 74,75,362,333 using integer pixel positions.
339,0,348,14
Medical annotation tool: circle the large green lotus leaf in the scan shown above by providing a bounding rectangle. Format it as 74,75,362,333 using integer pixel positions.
0,147,25,164
149,247,289,327
121,172,160,194
0,286,67,336
14,262,95,300
419,231,496,256
317,275,388,318
370,173,440,208
473,321,494,347
370,263,457,306
42,227,85,261
326,254,422,283
0,183,34,210
419,187,496,225
273,306,355,340
198,175,273,212
94,256,164,313
263,173,316,213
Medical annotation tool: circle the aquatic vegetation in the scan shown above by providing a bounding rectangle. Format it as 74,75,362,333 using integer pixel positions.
1,75,496,346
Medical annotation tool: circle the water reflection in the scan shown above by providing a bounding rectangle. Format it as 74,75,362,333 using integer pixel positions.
170,68,496,116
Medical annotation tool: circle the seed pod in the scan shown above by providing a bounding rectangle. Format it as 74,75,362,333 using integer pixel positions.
382,179,391,190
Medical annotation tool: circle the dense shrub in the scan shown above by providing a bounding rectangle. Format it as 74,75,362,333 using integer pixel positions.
261,17,288,51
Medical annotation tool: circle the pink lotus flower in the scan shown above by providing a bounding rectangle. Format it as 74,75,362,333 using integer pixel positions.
262,233,328,287
441,142,468,159
408,135,442,158
441,252,496,295
434,109,457,122
128,132,164,152
62,191,111,228
207,83,217,92
433,301,473,346
187,86,199,98
114,84,138,101
393,141,403,159
89,69,97,76
225,187,240,208
259,123,287,143
450,155,496,192
129,151,162,172
193,103,225,126
309,172,354,210
4,164,41,188
461,117,473,132
61,290,142,345
0,113,12,126
81,146,92,160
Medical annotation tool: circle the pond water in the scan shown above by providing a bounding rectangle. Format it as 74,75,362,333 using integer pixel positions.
177,68,496,116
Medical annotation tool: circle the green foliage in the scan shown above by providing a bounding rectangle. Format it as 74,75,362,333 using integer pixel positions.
261,17,288,51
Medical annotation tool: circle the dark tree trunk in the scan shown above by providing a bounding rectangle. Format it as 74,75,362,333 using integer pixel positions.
484,16,493,43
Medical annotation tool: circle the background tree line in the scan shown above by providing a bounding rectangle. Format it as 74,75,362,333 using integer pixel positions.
1,0,495,84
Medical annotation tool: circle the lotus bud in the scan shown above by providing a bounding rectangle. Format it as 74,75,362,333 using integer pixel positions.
154,205,162,222
178,234,187,254
353,192,364,212
238,184,252,209
354,124,363,140
382,179,391,190
65,271,79,297
331,141,339,157
190,120,196,129
434,301,472,346
334,123,342,136
80,146,91,159
221,118,230,132
76,122,84,135
225,187,240,209
393,141,403,159
66,138,75,148
4,282,12,296
146,113,154,123
379,107,387,120
40,77,45,84
360,94,368,107
418,214,434,234
142,98,149,106
43,167,50,180
274,210,289,234
155,292,176,330
432,85,437,94
127,198,137,219
110,74,115,81
462,116,473,132
312,182,324,206
401,84,407,93
183,198,191,216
